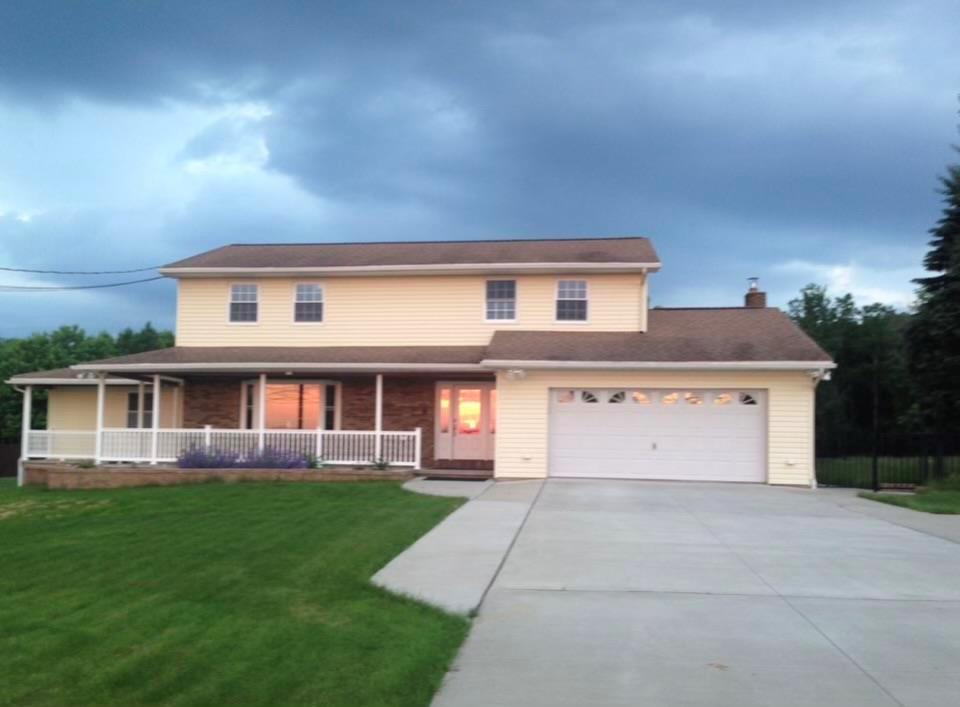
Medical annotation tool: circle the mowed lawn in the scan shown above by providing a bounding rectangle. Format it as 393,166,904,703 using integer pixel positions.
0,479,469,707
861,487,960,514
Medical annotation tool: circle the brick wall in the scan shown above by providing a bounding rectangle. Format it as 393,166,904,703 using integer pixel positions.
183,379,242,428
341,376,438,466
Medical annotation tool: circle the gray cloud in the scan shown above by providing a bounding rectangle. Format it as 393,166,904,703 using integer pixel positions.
0,0,956,335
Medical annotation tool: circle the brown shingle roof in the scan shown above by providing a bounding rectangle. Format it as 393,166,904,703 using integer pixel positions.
162,237,659,270
485,308,833,363
5,367,137,384
10,308,831,380
71,346,488,370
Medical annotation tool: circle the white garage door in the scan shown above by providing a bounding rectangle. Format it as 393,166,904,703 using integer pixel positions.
548,388,766,482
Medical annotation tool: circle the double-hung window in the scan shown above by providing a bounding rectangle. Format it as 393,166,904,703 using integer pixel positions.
229,284,259,323
486,280,516,321
294,283,324,322
556,279,588,321
126,391,154,428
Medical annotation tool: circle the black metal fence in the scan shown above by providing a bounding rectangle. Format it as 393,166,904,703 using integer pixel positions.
816,431,960,489
0,442,20,477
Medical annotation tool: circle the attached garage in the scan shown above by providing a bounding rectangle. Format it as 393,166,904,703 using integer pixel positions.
548,388,766,482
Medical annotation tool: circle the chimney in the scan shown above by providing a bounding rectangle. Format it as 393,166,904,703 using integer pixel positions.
744,277,767,308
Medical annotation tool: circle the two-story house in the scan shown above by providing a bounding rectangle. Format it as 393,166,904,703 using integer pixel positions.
9,237,834,486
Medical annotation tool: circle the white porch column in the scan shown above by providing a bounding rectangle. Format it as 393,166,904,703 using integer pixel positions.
94,375,106,464
172,383,180,427
136,382,145,428
150,374,161,464
257,373,267,452
17,385,32,487
374,373,384,460
413,426,422,470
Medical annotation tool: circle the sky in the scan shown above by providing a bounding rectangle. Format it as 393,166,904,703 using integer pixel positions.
0,0,957,337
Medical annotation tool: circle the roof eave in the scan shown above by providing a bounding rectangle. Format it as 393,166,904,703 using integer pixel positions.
5,376,142,386
159,261,662,278
70,362,488,373
480,359,837,371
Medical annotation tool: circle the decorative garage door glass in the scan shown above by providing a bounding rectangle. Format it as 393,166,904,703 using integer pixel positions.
549,389,766,482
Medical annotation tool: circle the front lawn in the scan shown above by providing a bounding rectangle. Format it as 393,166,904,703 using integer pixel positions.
860,488,960,514
860,476,960,514
0,479,468,706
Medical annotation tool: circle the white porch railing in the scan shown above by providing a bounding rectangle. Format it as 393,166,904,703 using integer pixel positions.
26,430,97,459
26,427,422,468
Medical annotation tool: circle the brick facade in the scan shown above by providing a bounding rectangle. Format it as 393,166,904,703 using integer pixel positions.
182,379,242,428
341,376,439,466
181,374,494,469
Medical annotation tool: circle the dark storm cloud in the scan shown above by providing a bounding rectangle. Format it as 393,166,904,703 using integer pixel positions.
0,0,957,334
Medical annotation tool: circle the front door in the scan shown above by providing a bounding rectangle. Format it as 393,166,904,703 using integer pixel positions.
435,382,496,460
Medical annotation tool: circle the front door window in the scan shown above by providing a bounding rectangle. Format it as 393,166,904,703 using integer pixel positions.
456,388,483,436
435,383,496,460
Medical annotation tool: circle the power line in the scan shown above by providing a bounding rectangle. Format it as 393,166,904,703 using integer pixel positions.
0,265,159,275
0,276,165,291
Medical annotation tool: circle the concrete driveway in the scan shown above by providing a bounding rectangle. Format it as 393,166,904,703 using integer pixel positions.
432,480,960,707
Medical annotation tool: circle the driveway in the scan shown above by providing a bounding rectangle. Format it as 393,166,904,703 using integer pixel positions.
432,480,960,707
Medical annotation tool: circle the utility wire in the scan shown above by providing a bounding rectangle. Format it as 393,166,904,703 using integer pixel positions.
0,276,165,291
0,265,160,275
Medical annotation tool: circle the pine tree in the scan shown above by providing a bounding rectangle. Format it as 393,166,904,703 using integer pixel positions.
906,144,960,432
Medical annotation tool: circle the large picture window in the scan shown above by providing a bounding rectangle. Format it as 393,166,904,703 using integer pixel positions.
486,280,516,320
229,284,259,323
294,283,324,322
245,382,338,430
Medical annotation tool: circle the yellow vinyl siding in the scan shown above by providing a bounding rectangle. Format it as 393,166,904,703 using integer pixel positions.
494,369,816,486
176,273,648,346
47,386,180,430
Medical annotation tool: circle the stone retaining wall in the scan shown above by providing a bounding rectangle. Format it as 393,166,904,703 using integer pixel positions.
23,462,411,490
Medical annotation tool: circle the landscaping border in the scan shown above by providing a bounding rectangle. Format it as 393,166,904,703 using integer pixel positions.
22,462,412,489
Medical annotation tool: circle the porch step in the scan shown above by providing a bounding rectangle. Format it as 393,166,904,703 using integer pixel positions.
419,468,494,481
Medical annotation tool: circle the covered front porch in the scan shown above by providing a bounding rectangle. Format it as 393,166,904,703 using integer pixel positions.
16,367,497,480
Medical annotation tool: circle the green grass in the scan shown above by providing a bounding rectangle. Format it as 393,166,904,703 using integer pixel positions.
0,479,469,707
860,476,960,514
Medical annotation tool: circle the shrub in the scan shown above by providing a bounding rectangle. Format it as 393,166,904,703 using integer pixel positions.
233,448,309,469
176,446,310,469
177,447,241,469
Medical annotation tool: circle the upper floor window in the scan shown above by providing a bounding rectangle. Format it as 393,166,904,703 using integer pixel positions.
486,280,516,321
294,283,324,322
229,284,259,323
556,279,588,321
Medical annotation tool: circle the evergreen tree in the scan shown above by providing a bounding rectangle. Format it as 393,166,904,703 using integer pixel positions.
906,147,960,432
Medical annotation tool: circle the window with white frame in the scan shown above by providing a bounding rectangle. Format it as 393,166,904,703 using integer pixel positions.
486,280,516,320
229,284,259,322
294,283,324,322
556,279,588,321
126,391,153,428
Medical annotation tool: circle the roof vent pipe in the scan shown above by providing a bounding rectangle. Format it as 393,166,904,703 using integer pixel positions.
745,277,767,308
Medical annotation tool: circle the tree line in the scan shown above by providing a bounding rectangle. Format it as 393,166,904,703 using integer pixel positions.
790,145,960,455
0,324,173,440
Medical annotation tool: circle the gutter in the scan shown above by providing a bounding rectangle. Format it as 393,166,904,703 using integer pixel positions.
480,359,838,371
